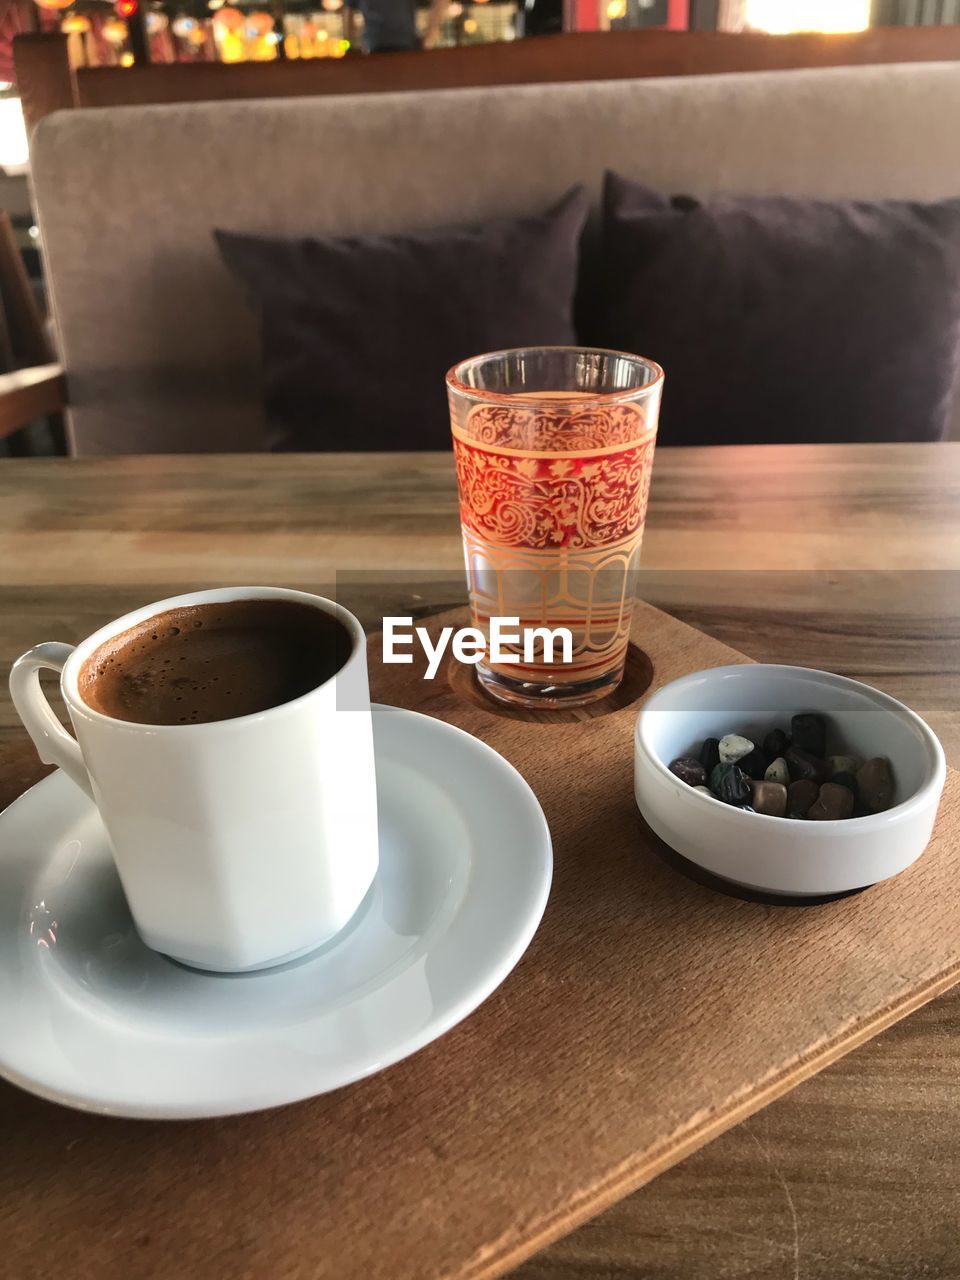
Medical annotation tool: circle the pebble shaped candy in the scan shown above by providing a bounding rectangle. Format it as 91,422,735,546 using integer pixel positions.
764,756,790,786
785,746,831,785
857,757,896,813
709,762,752,805
693,785,715,798
829,754,862,778
830,771,858,798
762,728,790,758
808,782,856,821
718,734,754,764
749,779,788,818
787,778,819,818
737,747,770,780
669,757,707,787
699,737,721,775
791,712,827,758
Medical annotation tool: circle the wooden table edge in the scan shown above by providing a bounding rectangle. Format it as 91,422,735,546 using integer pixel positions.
464,958,960,1278
370,603,960,1279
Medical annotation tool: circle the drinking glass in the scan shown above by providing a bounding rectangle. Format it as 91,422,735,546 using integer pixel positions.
447,347,663,708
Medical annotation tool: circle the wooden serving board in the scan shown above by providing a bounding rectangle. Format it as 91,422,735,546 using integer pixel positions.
2,601,960,1280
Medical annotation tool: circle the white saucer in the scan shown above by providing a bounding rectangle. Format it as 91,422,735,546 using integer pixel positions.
0,704,552,1118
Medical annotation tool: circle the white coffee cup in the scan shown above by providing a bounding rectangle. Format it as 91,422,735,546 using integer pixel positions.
9,586,380,972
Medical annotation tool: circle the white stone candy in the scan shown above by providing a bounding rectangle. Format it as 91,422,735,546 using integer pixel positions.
764,756,790,786
693,785,715,798
718,734,754,764
829,754,862,777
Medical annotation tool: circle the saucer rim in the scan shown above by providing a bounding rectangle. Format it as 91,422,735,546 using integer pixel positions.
0,703,553,1118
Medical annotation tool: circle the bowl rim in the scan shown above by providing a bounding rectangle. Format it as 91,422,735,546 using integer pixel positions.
634,663,947,831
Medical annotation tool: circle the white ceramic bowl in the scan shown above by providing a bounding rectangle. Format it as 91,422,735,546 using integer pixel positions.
634,664,947,896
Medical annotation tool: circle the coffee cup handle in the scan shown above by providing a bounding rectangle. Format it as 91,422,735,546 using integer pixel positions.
9,643,95,801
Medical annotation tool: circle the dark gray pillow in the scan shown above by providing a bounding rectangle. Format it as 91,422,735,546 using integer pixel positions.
591,172,960,446
216,188,588,451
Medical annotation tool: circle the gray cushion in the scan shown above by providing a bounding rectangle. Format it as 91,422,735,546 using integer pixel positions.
215,188,588,451
29,64,960,453
592,172,960,445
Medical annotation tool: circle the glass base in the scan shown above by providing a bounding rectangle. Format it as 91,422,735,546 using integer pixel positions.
476,664,624,710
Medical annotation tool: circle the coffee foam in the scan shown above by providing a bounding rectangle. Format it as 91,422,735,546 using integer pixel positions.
79,599,350,726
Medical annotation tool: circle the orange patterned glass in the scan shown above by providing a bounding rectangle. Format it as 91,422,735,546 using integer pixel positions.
447,347,663,708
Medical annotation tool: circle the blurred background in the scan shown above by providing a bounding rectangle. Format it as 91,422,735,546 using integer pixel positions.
0,0,956,455
0,0,954,239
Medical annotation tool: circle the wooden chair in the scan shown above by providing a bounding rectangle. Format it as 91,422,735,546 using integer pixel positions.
15,23,960,133
0,363,65,443
0,209,64,449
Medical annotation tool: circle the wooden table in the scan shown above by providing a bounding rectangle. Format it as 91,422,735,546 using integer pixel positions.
1,443,959,1280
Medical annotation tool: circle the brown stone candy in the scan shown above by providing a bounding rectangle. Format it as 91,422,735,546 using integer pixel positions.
667,712,896,820
784,746,831,784
857,756,895,813
749,779,787,818
668,756,707,788
787,779,819,818
808,782,855,821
